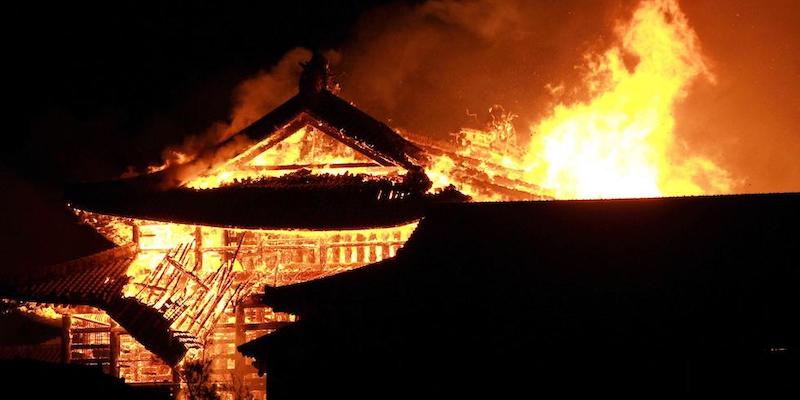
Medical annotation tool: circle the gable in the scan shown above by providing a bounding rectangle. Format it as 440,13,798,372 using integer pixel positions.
248,125,376,167
185,119,406,189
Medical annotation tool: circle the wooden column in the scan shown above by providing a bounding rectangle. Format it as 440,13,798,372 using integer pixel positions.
132,224,140,245
109,321,120,378
235,304,247,374
172,358,182,398
194,226,203,271
61,314,72,363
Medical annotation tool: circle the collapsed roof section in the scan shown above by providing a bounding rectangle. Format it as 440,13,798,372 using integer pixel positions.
0,245,195,365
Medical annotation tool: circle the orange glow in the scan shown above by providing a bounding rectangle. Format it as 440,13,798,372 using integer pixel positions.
16,303,63,320
425,0,732,200
521,0,730,199
75,209,419,355
186,125,404,189
72,116,422,377
119,218,419,292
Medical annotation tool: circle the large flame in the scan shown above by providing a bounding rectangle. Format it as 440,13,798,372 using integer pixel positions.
522,0,730,199
136,1,733,202
424,0,732,201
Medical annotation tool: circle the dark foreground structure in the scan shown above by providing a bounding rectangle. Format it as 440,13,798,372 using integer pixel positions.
0,359,171,400
240,193,800,398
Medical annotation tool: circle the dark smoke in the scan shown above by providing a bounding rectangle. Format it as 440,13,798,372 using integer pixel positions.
336,0,635,140
334,0,799,194
154,1,630,169
151,0,799,193
146,48,312,175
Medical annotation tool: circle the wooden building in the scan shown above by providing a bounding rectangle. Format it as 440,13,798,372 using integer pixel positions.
0,53,460,399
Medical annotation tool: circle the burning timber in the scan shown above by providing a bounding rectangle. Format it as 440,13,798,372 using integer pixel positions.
0,53,485,397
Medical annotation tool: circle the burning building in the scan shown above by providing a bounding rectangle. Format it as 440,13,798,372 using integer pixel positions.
5,0,798,397
0,53,512,398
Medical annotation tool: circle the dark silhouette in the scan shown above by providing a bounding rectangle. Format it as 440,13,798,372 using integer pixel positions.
241,193,800,398
0,359,172,399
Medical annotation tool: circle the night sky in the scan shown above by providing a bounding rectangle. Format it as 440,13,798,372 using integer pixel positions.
8,1,394,272
14,1,394,181
6,0,800,273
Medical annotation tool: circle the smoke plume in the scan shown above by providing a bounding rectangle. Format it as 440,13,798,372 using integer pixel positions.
146,48,312,177
154,0,799,194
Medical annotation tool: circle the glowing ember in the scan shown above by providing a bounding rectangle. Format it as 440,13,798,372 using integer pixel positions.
16,303,62,320
120,218,420,294
73,209,420,348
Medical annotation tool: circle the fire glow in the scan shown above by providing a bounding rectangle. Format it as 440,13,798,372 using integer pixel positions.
11,0,745,397
427,0,732,200
70,207,420,386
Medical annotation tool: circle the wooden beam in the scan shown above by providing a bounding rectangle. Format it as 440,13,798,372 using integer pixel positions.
61,314,71,363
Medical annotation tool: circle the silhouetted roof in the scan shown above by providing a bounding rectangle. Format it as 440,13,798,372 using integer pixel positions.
65,175,443,230
0,245,135,306
224,89,427,170
0,340,62,364
239,193,800,398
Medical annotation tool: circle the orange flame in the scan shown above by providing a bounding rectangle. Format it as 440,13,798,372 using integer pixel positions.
425,0,732,201
522,0,731,199
185,125,403,190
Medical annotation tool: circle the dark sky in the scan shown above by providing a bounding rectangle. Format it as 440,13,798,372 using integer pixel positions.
7,1,396,271
14,1,396,181
12,0,800,186
5,0,800,272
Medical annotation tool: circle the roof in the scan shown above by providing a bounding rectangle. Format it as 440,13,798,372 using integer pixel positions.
238,193,800,397
0,341,62,364
0,244,135,306
212,89,428,172
64,54,435,227
257,192,800,315
64,173,450,230
0,245,192,365
153,85,428,188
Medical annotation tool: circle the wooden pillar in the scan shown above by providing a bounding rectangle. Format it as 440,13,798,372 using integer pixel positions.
109,321,120,378
235,304,247,369
319,238,327,270
233,304,250,395
172,365,182,397
132,224,140,245
61,314,72,363
194,226,203,271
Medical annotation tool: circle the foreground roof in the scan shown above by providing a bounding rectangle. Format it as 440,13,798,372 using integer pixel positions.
239,193,800,398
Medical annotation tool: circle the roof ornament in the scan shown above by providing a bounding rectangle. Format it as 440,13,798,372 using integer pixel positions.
299,51,339,96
